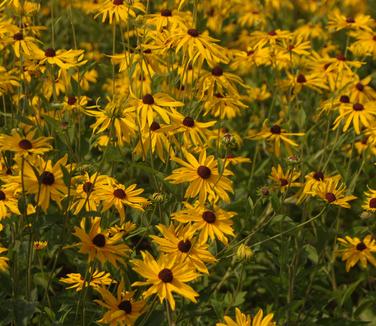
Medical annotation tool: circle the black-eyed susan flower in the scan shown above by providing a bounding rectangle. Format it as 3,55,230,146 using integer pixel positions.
60,269,114,292
166,27,229,68
167,111,216,147
94,0,145,24
337,235,376,272
33,240,47,250
172,201,236,245
146,8,188,32
269,164,301,192
203,93,248,119
308,178,356,208
216,307,276,326
34,48,86,69
251,121,304,157
133,121,174,162
333,101,376,135
151,224,216,274
23,155,69,212
127,92,184,129
362,188,376,212
298,171,341,203
131,251,199,310
73,217,130,267
197,65,245,99
95,280,145,325
349,30,376,57
86,98,137,147
328,10,374,32
96,178,148,222
165,149,233,203
0,128,53,157
71,172,107,214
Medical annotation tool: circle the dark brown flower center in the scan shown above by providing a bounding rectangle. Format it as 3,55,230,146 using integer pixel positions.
67,96,77,105
118,300,132,314
178,239,192,253
268,30,277,36
13,32,23,41
113,188,127,199
197,166,211,179
183,116,195,127
355,83,364,91
296,74,306,83
202,210,216,223
142,94,154,105
92,233,106,247
270,125,281,134
161,8,172,16
336,54,346,61
346,17,355,23
0,191,6,201
353,103,364,111
313,171,324,181
339,95,350,103
369,198,376,208
40,171,55,185
83,181,94,193
211,66,223,76
158,268,173,282
44,48,56,57
113,0,124,5
325,192,336,203
356,242,367,251
150,121,160,131
188,28,200,37
280,178,288,186
18,139,32,150
247,50,255,56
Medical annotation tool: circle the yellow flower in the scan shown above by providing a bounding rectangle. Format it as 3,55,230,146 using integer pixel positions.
333,101,376,135
269,164,301,192
251,121,304,157
298,172,341,203
33,240,47,250
95,280,145,325
0,128,53,157
151,223,217,274
71,172,107,215
73,217,130,267
167,110,216,147
22,155,69,212
166,27,229,69
131,251,200,310
133,121,173,162
86,97,137,147
96,178,148,222
94,0,145,25
60,269,114,292
308,178,356,208
35,48,86,70
361,188,376,212
165,149,233,203
328,10,374,32
127,92,184,130
337,235,376,272
217,307,276,326
172,201,236,245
